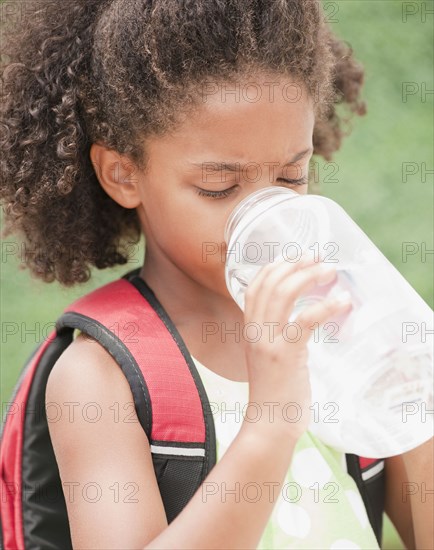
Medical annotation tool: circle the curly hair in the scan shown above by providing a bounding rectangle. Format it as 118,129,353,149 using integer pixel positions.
0,0,366,286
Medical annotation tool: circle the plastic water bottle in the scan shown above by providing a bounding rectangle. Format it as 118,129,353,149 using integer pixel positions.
224,186,433,458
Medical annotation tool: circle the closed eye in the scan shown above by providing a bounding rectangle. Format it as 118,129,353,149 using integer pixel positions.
195,176,308,199
195,186,238,199
278,176,309,186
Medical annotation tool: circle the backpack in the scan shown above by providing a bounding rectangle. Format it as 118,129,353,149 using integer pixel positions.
0,266,386,549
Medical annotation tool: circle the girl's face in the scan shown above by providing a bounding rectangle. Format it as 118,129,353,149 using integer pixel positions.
135,77,315,299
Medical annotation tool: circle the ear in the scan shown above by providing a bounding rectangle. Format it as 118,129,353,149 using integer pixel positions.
90,143,142,209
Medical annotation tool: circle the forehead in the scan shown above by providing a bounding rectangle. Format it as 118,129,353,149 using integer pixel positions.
145,77,315,166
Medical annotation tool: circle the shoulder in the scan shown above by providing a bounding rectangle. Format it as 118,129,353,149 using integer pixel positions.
45,331,145,457
46,331,133,405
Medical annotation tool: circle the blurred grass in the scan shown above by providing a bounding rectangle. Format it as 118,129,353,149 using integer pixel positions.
314,0,433,309
1,1,432,549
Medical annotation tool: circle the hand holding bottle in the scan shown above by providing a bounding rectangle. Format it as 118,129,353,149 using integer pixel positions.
242,255,352,442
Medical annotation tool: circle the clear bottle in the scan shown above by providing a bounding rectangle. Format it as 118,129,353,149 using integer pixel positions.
224,186,433,458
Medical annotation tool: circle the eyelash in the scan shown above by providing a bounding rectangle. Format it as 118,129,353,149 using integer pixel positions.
196,177,308,199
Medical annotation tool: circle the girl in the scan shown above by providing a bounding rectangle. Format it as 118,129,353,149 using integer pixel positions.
1,1,432,548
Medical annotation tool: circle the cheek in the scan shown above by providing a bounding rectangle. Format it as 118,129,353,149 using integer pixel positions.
156,194,227,268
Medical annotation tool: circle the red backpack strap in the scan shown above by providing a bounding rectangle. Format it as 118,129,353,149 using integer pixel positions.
345,454,385,545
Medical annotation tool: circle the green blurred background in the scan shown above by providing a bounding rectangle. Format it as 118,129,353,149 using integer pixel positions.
1,1,432,548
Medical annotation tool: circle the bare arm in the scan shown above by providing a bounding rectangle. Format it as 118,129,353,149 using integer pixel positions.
401,438,434,550
384,437,434,550
144,420,297,550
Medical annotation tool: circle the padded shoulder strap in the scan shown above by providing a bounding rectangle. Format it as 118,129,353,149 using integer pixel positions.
55,268,216,478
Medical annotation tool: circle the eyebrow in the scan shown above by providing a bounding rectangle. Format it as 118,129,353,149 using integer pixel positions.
189,147,313,171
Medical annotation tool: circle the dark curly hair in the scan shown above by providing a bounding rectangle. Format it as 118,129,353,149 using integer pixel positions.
0,0,366,286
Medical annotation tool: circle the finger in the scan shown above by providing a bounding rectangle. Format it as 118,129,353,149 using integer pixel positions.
244,253,317,322
295,294,353,346
250,251,316,293
260,262,338,328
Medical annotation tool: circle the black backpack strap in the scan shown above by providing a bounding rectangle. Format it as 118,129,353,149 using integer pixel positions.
346,454,385,545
